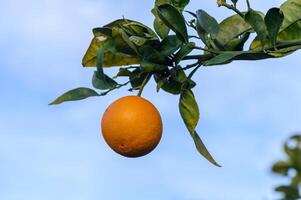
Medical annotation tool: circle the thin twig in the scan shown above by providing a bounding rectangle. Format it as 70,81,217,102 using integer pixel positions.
194,46,220,54
246,0,251,10
182,61,200,70
220,2,245,18
100,81,130,96
137,74,151,97
188,64,201,80
183,39,301,61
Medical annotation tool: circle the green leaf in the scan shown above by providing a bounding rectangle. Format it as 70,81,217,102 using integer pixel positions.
129,69,149,89
272,161,292,176
139,45,167,64
179,90,199,132
129,36,148,46
82,37,140,67
244,10,267,47
265,8,284,48
93,27,112,37
92,41,118,90
196,9,220,39
154,68,195,95
83,18,158,67
204,52,243,66
153,17,170,39
156,79,164,92
217,13,252,46
224,32,250,51
49,88,99,105
112,27,138,55
174,42,194,63
157,4,188,43
92,71,118,90
171,0,190,12
140,60,167,72
275,185,300,199
179,89,221,167
159,35,182,56
280,0,301,32
114,68,133,78
250,0,301,51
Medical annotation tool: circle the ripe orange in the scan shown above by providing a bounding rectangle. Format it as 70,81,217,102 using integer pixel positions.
101,96,163,157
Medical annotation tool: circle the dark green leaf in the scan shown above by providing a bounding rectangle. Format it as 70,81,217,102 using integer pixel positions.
275,185,300,199
245,10,267,47
129,69,149,89
140,60,167,72
114,68,133,78
93,41,118,90
174,42,194,63
157,4,188,43
92,71,118,90
265,8,284,48
154,68,195,95
179,89,220,167
139,45,167,64
112,27,138,55
159,35,182,56
231,0,238,6
49,88,99,105
196,9,220,39
204,52,243,66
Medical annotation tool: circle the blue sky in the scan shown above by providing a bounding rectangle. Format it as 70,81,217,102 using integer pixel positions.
0,0,300,199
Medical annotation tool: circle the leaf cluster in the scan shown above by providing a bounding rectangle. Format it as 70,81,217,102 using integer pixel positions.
50,0,301,166
272,135,301,200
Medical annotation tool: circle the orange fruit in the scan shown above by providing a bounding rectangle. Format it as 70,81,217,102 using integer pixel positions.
101,96,163,157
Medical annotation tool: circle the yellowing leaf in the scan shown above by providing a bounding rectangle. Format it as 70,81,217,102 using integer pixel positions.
82,37,140,68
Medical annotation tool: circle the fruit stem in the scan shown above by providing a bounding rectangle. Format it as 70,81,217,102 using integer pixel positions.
137,74,151,97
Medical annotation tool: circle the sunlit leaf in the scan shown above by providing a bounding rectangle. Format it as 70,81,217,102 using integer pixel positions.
179,89,220,166
250,0,301,51
217,13,252,46
280,0,301,32
224,32,250,51
82,37,140,68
